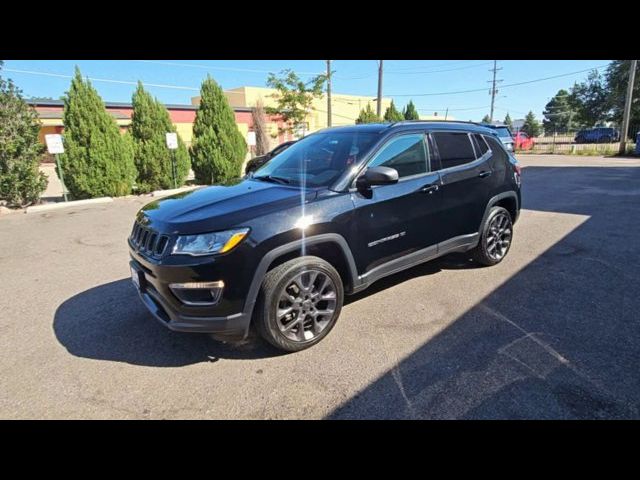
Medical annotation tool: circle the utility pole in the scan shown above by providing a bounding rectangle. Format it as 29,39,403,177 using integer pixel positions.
377,60,384,118
488,60,503,123
619,59,637,155
326,60,332,127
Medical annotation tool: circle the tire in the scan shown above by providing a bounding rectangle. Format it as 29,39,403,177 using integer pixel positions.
255,256,344,352
471,206,513,266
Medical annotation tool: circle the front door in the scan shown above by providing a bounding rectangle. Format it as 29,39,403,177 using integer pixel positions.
351,132,444,275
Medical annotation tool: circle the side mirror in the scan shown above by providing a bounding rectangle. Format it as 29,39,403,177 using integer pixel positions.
356,166,399,190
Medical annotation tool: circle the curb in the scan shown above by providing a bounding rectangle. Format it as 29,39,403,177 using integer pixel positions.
150,186,202,197
26,197,113,214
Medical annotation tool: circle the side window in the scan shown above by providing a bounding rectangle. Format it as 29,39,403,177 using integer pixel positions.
368,134,428,178
431,132,476,169
472,134,489,157
483,135,508,163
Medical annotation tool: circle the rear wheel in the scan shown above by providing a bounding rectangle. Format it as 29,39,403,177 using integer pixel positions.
255,256,343,352
471,206,513,266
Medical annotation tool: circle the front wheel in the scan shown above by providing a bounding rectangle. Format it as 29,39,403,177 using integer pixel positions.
471,206,513,266
255,256,344,352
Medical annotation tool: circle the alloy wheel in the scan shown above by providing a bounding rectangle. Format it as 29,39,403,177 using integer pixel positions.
486,212,512,261
276,269,337,342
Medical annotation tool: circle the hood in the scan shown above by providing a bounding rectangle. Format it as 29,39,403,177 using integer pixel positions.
139,178,318,234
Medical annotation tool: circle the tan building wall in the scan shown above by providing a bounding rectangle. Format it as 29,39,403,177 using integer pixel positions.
193,86,394,135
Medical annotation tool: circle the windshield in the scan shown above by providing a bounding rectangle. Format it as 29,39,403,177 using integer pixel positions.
494,127,513,139
252,131,379,188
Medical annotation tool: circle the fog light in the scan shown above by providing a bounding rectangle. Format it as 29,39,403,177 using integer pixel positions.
169,281,224,306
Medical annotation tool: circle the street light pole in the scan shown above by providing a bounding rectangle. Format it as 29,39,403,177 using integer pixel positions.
619,59,637,155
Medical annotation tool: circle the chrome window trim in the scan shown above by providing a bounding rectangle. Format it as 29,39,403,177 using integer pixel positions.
428,130,492,175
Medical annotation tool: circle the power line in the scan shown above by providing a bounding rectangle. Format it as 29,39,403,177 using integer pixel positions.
135,60,324,76
387,61,494,75
3,68,201,91
389,64,610,97
385,60,484,72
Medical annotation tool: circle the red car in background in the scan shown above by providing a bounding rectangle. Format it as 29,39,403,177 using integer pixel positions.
513,132,535,150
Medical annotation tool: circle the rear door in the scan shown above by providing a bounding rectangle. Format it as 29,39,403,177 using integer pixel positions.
430,130,493,240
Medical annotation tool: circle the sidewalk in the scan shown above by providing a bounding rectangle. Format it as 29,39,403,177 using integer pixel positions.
39,164,197,203
40,164,64,202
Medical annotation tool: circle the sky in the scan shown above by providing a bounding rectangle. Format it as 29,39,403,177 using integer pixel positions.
1,59,610,122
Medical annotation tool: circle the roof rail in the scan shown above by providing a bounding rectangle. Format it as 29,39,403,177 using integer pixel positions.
389,119,484,126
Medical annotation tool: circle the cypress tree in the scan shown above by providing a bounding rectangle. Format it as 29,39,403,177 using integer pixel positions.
403,100,420,120
0,63,48,206
190,76,247,184
383,100,404,122
504,112,513,129
356,104,381,124
60,67,136,199
521,111,542,137
131,82,190,192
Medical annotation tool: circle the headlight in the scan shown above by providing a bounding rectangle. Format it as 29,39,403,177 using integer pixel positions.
172,228,250,256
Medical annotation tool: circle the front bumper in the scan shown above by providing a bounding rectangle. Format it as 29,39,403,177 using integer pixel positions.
129,245,254,340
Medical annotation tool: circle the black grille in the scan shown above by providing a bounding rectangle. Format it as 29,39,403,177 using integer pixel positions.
130,221,170,257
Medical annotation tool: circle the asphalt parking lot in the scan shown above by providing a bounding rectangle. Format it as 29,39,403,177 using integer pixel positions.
1,154,639,419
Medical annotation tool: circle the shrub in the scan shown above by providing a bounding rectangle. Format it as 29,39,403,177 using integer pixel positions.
130,82,190,192
0,65,47,207
190,76,247,184
59,67,136,199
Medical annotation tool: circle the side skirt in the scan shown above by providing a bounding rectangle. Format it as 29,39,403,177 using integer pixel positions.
351,233,479,294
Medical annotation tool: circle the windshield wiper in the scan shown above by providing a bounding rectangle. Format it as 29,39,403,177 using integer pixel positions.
253,175,291,185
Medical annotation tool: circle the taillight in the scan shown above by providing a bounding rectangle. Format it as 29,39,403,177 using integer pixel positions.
514,163,522,176
513,163,522,186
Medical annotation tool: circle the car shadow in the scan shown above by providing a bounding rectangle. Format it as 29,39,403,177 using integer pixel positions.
53,278,284,367
328,165,640,419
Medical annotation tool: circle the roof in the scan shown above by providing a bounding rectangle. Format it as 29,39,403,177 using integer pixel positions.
316,121,496,135
26,99,252,113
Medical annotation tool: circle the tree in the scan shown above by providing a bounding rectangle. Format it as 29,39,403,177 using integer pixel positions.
383,100,403,122
356,104,381,124
190,75,247,184
130,82,190,193
504,113,513,129
605,60,640,136
481,114,491,123
521,111,542,137
542,89,578,134
59,67,136,199
252,99,270,156
265,69,326,136
402,100,420,120
0,63,47,206
569,70,610,128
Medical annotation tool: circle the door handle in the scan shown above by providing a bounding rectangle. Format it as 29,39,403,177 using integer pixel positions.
420,184,439,194
478,171,492,178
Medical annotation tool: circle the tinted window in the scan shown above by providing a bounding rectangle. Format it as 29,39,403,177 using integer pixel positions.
432,132,476,169
483,135,508,162
494,127,512,138
368,134,428,178
472,134,489,157
254,132,378,187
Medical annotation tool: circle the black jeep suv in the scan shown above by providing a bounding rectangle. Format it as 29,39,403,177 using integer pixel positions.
129,121,521,352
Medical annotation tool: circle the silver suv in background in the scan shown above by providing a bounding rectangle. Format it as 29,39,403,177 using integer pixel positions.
481,124,514,152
